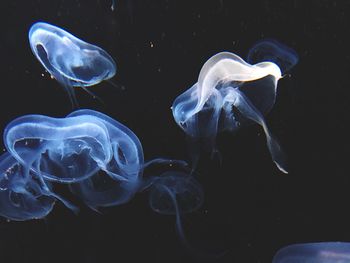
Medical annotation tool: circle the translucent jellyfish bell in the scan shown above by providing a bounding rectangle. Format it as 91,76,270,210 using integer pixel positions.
28,22,117,106
172,47,298,173
272,242,350,263
149,172,203,250
0,151,78,220
148,171,226,259
149,171,204,215
3,113,112,183
0,152,55,220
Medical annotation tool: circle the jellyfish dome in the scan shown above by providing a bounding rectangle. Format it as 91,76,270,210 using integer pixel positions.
272,242,350,263
28,22,117,106
148,171,204,215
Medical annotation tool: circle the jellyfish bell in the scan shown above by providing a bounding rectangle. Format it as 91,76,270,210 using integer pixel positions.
3,113,113,184
148,171,204,255
28,22,117,107
0,152,78,220
272,242,350,263
148,171,204,215
148,171,227,259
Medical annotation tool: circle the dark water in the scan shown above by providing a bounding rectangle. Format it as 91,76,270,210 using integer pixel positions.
1,1,349,262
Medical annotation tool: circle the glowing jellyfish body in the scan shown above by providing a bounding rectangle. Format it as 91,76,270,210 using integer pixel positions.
0,109,189,217
3,113,112,183
3,110,145,210
0,152,55,220
172,48,297,173
0,150,79,220
28,22,117,106
272,242,350,263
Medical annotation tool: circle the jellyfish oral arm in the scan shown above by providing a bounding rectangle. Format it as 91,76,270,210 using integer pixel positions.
227,88,288,173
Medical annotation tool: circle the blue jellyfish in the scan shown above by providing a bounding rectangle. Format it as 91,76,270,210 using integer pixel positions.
148,171,227,259
0,109,190,216
28,22,117,106
272,242,350,263
2,110,142,210
172,45,298,173
3,113,112,183
148,171,204,252
0,152,78,221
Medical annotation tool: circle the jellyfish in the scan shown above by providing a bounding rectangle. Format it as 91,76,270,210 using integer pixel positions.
1,109,189,215
247,39,299,74
172,45,298,173
148,171,204,252
272,242,350,263
28,22,117,107
2,110,140,210
0,152,78,220
3,113,112,184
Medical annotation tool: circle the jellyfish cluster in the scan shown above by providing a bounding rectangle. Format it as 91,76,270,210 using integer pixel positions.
0,108,201,221
2,19,348,262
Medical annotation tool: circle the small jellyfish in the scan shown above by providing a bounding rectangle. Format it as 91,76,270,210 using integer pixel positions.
0,152,77,220
172,45,298,173
272,242,350,263
247,39,299,75
28,22,117,107
149,171,204,215
148,171,204,253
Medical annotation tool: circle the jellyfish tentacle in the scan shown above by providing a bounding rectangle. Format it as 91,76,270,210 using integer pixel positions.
160,183,228,260
229,88,288,173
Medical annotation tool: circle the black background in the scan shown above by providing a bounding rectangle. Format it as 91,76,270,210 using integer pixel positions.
1,0,350,262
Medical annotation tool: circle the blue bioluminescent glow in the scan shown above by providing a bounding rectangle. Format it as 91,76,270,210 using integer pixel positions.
0,152,56,221
0,110,191,218
172,45,298,173
2,109,143,212
272,242,350,263
0,151,79,220
28,22,117,106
